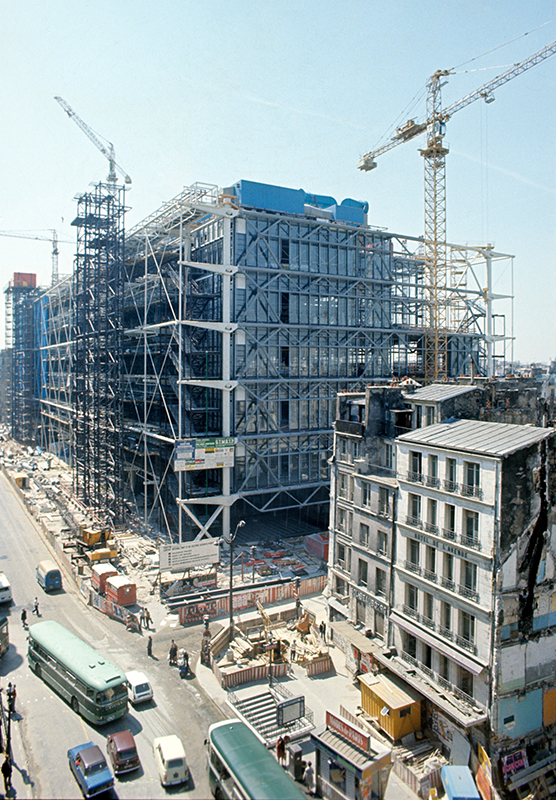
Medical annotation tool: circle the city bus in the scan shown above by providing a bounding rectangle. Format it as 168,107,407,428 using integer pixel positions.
206,719,306,800
28,620,127,725
0,617,8,657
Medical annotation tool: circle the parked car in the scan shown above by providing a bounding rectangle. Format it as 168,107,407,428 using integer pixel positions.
0,573,12,604
106,729,140,774
153,734,189,786
125,670,153,704
67,741,114,798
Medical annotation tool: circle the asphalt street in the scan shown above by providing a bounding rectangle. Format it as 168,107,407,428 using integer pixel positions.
0,471,224,799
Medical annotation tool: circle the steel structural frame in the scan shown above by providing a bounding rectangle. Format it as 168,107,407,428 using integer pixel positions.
71,182,126,524
120,183,503,543
4,284,41,443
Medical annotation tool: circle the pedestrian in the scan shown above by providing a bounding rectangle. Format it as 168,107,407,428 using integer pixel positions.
1,755,11,793
145,608,152,629
169,639,177,665
276,736,285,766
33,597,39,615
320,620,326,640
303,762,314,793
21,608,27,627
147,636,153,657
290,640,296,662
7,684,15,715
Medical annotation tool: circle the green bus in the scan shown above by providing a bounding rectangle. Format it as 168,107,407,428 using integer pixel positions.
28,620,127,725
206,719,306,800
0,617,8,657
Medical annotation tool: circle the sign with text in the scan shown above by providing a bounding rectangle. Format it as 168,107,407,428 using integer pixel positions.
326,711,370,752
174,438,236,471
159,539,220,572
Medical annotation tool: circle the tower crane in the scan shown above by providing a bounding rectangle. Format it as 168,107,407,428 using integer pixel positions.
54,96,132,186
0,230,73,285
358,38,556,383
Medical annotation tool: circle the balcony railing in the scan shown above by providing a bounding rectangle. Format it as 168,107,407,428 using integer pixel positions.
459,584,479,603
405,560,421,575
442,528,457,540
461,484,483,500
441,577,455,591
403,605,420,621
443,480,458,493
456,635,478,654
421,616,435,631
420,663,434,680
460,535,481,551
405,515,422,529
407,471,424,484
426,476,441,488
438,625,453,640
425,521,439,534
401,651,418,668
423,568,437,583
452,685,476,706
335,419,364,436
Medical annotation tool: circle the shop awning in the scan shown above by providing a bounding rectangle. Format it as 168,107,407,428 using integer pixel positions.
390,611,488,676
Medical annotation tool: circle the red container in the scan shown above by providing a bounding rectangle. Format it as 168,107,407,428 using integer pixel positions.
12,272,36,288
105,575,137,607
91,564,119,594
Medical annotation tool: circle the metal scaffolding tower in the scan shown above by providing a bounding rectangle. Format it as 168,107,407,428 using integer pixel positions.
4,276,41,444
71,182,126,523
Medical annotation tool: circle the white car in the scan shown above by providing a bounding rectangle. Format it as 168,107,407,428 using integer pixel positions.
125,670,153,704
0,573,12,604
153,735,189,787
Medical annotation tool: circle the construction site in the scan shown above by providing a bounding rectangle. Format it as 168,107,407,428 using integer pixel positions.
1,31,556,800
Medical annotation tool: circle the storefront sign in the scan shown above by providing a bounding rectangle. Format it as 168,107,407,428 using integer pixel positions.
326,711,370,752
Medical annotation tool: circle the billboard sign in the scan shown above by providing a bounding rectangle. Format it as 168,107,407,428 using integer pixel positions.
159,539,220,572
174,438,236,471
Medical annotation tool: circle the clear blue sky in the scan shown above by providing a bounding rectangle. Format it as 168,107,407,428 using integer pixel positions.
1,0,555,363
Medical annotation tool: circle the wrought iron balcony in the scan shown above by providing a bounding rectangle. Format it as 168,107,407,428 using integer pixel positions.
456,635,477,654
426,476,441,488
423,568,438,583
401,651,418,668
461,484,483,500
443,480,458,493
407,471,425,484
403,604,420,621
421,615,435,631
441,577,455,591
405,560,421,575
438,625,453,640
424,521,439,534
459,584,479,603
460,535,481,551
442,528,456,540
405,515,422,529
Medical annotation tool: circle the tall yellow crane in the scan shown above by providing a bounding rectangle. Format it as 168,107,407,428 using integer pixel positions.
359,38,556,383
0,230,73,285
55,96,132,187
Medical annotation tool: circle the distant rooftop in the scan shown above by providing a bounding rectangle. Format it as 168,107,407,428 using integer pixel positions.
402,383,482,403
397,418,554,457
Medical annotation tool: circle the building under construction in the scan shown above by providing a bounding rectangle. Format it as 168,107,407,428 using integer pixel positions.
4,178,512,540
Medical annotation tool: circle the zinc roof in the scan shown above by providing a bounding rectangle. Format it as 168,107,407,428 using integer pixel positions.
402,383,481,403
397,418,553,457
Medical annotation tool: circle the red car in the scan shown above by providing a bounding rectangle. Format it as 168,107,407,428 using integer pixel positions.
106,730,140,775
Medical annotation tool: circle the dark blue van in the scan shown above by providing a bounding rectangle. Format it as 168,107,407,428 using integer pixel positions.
36,560,62,591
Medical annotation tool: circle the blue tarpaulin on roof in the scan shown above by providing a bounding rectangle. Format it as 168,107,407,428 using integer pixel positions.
441,766,480,800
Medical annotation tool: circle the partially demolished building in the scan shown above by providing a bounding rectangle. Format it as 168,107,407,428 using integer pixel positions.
328,383,556,795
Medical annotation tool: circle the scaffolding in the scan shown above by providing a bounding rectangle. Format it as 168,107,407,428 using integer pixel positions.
71,182,126,524
121,180,504,542
4,277,41,443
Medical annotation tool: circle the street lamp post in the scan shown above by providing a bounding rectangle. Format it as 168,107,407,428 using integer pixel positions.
227,520,245,636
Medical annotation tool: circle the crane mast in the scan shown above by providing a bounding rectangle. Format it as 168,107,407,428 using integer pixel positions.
0,230,72,285
358,37,556,382
54,96,131,186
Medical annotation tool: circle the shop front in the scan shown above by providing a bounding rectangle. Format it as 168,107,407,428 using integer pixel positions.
311,711,392,800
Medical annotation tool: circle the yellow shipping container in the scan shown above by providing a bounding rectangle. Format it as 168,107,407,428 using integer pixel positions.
360,672,422,741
